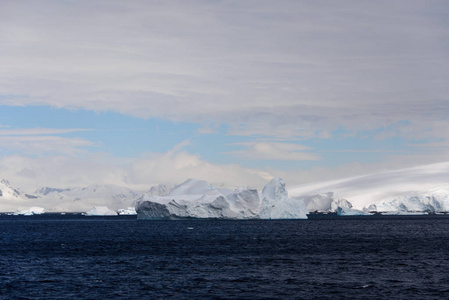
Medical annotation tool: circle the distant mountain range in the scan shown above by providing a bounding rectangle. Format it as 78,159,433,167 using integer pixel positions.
0,180,140,213
1,162,449,216
289,162,449,214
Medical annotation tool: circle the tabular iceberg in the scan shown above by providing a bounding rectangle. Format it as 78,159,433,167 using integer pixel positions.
136,178,308,219
85,206,117,216
14,206,45,216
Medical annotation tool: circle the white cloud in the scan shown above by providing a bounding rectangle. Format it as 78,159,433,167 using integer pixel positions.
229,142,319,161
0,0,446,141
0,136,94,155
0,128,91,136
0,142,274,192
0,154,126,190
0,0,447,197
126,151,273,190
0,127,95,155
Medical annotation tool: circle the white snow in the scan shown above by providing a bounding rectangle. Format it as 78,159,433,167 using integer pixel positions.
147,184,174,197
336,207,369,216
117,207,137,215
1,161,449,217
168,179,220,196
259,178,307,219
136,178,308,219
14,206,45,215
289,162,449,214
0,179,22,199
85,206,117,216
35,184,139,212
365,187,449,214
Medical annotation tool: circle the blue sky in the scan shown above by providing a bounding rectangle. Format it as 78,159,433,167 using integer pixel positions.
0,0,448,190
0,105,413,165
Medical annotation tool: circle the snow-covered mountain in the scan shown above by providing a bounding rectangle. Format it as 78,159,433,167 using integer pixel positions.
146,184,174,197
1,162,449,216
31,184,140,212
0,181,141,213
0,179,22,200
289,162,449,214
136,178,308,219
0,179,28,212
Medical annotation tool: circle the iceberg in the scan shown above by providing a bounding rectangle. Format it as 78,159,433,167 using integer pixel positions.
331,198,368,215
337,207,370,216
85,206,117,216
302,192,335,212
136,178,308,219
14,206,45,215
117,207,137,215
259,178,307,219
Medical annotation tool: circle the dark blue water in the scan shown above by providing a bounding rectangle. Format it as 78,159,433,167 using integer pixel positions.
1,215,449,299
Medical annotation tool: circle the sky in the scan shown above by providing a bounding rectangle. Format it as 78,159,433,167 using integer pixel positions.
0,0,448,191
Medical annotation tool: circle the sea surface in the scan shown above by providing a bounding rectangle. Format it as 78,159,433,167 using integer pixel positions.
1,214,449,299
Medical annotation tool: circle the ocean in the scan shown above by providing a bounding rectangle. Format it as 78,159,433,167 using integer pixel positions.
1,214,449,299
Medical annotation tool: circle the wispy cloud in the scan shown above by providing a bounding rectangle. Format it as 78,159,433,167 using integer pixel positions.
0,0,447,193
0,128,91,136
0,0,446,141
0,127,94,155
0,136,94,155
0,142,275,191
229,142,320,161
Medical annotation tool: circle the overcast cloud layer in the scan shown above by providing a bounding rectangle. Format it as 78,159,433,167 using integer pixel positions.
0,0,448,192
2,1,448,137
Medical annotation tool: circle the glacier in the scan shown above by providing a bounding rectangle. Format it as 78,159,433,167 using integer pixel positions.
365,188,449,214
290,162,449,215
136,178,308,219
0,182,140,213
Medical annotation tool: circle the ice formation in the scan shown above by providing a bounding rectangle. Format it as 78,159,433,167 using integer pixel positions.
136,178,308,219
365,188,449,214
1,161,448,217
14,206,45,215
85,206,117,216
117,207,137,215
259,178,307,219
290,162,449,215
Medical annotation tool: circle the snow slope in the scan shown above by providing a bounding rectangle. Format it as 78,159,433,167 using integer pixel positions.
146,184,174,197
0,179,29,212
32,184,140,212
0,181,141,213
1,161,448,216
289,162,449,213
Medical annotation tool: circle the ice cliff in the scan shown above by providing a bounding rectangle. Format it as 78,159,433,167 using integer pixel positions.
14,206,45,215
136,178,308,219
259,178,307,219
85,206,117,216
